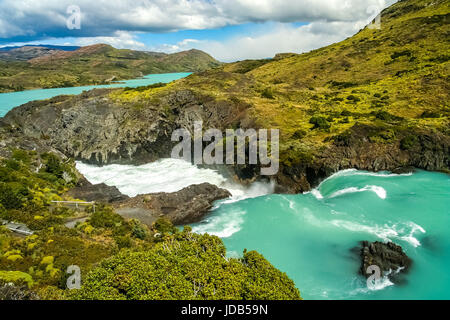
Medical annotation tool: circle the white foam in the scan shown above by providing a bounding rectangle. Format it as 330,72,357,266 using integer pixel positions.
76,159,274,202
329,185,387,199
319,169,412,182
396,221,426,247
330,220,399,241
309,189,324,200
191,209,246,238
330,219,425,247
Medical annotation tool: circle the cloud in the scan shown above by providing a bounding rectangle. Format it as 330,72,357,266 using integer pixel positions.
74,31,146,50
0,0,395,41
155,19,373,62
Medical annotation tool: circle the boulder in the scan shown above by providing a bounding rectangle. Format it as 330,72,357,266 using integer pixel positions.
115,183,231,225
65,176,128,203
359,241,412,282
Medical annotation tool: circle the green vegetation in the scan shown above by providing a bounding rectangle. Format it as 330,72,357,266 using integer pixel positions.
114,0,448,168
1,0,449,300
70,226,300,300
0,44,221,92
0,150,300,300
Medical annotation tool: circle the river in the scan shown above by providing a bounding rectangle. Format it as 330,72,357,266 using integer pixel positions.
77,159,450,300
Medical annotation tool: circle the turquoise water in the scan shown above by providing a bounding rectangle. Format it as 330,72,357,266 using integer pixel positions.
192,169,450,300
0,72,191,117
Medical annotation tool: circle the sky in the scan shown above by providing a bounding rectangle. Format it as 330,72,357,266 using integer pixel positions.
0,0,397,62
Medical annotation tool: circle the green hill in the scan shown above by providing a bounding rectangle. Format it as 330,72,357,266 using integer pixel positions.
107,0,448,190
0,44,221,92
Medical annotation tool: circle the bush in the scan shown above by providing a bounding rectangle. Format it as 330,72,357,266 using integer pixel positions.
420,110,441,118
291,130,307,140
400,135,419,150
391,50,412,60
340,110,352,117
0,182,28,210
153,218,178,235
131,221,148,240
309,116,331,130
89,205,124,229
41,153,64,179
70,231,301,300
261,87,275,99
346,95,361,102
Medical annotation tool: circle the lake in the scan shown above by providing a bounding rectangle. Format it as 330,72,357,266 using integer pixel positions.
0,72,191,117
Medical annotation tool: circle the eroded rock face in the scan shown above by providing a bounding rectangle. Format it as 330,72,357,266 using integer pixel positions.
276,123,450,193
65,176,128,203
115,183,231,225
359,241,412,282
1,89,249,166
1,89,448,193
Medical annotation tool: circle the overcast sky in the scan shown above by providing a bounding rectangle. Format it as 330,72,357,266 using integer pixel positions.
0,0,396,61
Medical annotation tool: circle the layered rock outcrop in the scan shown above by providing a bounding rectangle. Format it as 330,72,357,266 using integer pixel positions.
114,183,231,225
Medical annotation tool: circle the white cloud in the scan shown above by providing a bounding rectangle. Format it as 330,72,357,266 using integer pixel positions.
74,31,146,50
0,0,398,61
158,19,372,62
0,0,396,39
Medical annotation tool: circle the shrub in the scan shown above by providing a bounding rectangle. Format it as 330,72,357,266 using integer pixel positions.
261,87,275,99
373,110,402,121
0,271,34,288
420,110,441,118
0,182,28,210
153,218,178,235
70,231,301,300
309,116,331,130
400,135,419,150
346,95,361,102
340,110,352,117
89,205,124,229
391,50,412,60
131,221,148,240
41,153,64,179
291,130,307,140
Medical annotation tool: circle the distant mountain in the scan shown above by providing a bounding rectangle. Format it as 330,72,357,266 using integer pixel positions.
0,45,80,61
0,44,80,52
0,44,221,92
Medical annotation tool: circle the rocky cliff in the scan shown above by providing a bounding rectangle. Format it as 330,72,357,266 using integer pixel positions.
0,0,448,194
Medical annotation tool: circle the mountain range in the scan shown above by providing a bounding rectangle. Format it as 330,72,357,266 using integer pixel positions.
0,44,221,92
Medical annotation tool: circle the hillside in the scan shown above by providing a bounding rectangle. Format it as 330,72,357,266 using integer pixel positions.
0,0,448,300
2,0,448,192
0,46,77,61
0,44,221,92
114,0,448,190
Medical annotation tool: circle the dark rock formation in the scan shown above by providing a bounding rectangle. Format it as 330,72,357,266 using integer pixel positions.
0,89,249,166
276,123,450,193
1,89,448,194
359,241,412,282
65,176,128,203
115,183,231,225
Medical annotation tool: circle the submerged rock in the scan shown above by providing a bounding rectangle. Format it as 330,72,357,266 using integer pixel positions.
359,241,412,282
115,183,231,225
